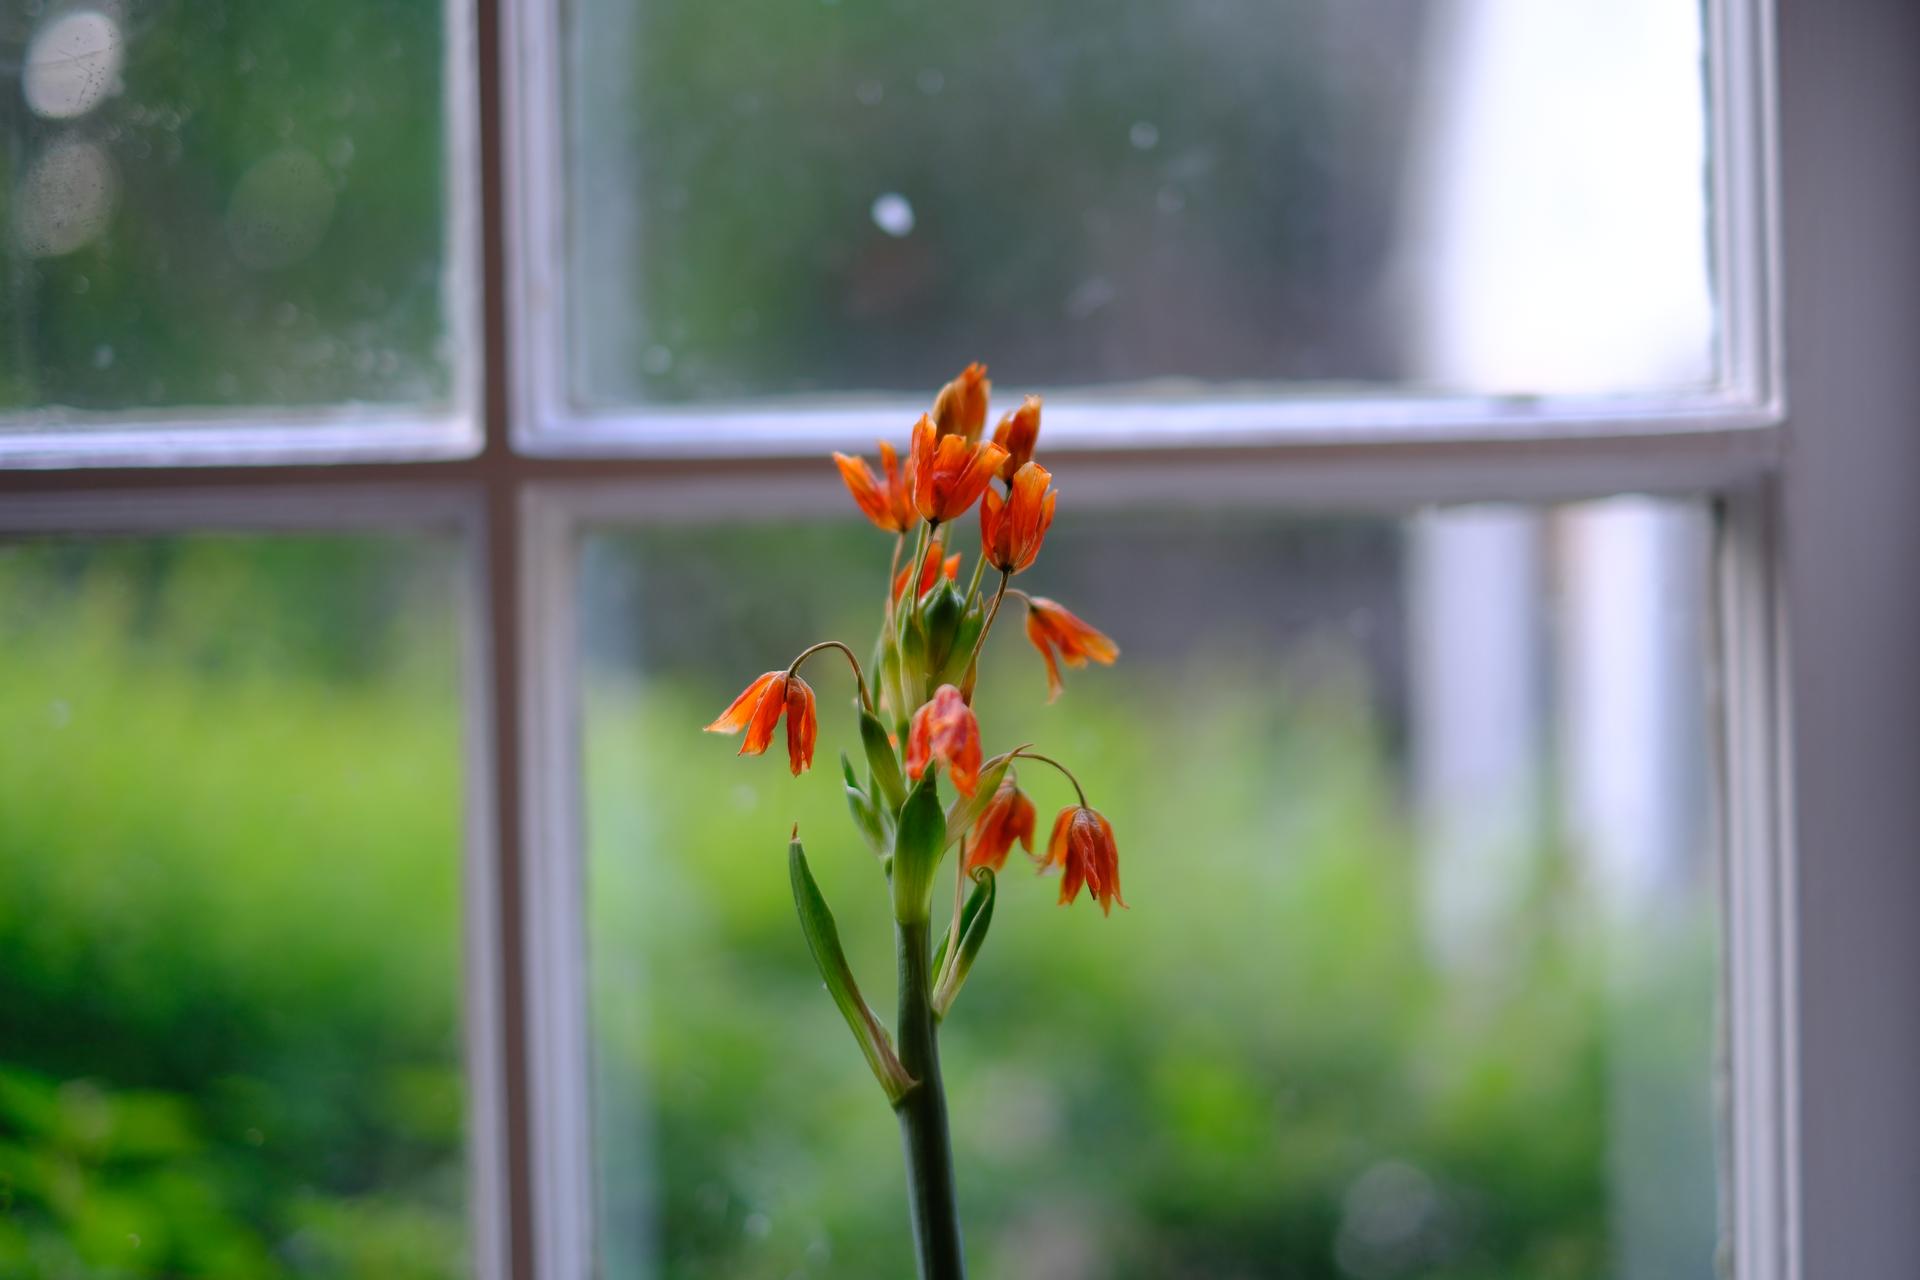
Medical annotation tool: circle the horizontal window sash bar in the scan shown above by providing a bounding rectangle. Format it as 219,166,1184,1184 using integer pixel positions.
0,412,480,471
0,423,1785,522
521,387,1784,460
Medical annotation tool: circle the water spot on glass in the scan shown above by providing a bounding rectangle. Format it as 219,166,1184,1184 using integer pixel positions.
127,1234,140,1249
244,1126,265,1146
915,68,944,96
1156,185,1187,214
328,136,355,169
805,1237,831,1264
1129,121,1160,151
215,372,239,397
72,275,90,294
730,309,760,337
744,1212,772,1239
376,350,399,376
732,92,762,117
332,90,357,119
274,302,299,327
48,700,71,728
159,108,182,132
13,137,116,257
854,80,884,107
730,783,758,812
870,192,914,238
228,148,337,270
1334,1159,1443,1279
276,115,296,139
92,344,113,369
237,48,256,74
24,11,123,120
1065,277,1117,320
641,345,674,376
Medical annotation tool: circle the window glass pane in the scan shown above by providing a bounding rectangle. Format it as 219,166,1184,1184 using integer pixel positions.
0,534,469,1276
2,1,455,417
563,1,1714,410
578,498,1719,1277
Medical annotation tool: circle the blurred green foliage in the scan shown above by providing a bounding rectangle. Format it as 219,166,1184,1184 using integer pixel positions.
581,520,1719,1280
0,524,1716,1279
0,538,467,1277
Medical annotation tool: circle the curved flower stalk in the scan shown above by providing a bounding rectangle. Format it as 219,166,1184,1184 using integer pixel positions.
701,364,1125,1280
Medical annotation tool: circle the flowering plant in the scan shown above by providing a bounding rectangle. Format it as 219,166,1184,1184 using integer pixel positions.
705,363,1121,1278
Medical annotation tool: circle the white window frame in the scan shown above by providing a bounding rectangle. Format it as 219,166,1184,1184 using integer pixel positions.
4,0,1916,1278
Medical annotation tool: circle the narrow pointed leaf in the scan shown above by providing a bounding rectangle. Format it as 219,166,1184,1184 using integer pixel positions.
891,773,947,924
942,754,1012,850
789,834,916,1103
860,709,907,813
933,868,997,1021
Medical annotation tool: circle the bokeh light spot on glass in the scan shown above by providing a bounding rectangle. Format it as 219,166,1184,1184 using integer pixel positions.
14,138,117,259
227,148,339,271
23,10,124,120
870,192,915,238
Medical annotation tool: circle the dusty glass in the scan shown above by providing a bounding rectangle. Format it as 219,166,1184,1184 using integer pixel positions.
562,0,1715,410
578,497,1720,1278
1,0,454,418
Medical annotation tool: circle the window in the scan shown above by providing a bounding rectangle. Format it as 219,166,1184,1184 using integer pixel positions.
7,1,1920,1279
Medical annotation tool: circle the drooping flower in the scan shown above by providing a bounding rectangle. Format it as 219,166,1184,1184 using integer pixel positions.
904,684,984,796
833,440,916,533
932,362,991,443
980,462,1056,575
910,414,1008,524
705,670,816,774
1024,597,1119,702
967,774,1036,872
783,676,817,776
1042,805,1126,914
990,395,1042,479
892,537,964,603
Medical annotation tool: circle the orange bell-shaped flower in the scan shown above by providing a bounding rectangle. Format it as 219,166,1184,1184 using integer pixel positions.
705,670,817,775
1043,805,1126,915
980,462,1056,575
932,362,991,443
990,395,1042,479
910,415,1008,524
1024,597,1119,702
832,440,916,534
892,536,964,603
903,684,984,797
967,774,1036,872
783,676,817,776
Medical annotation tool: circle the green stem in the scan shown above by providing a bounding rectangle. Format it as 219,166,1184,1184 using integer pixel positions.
894,919,966,1279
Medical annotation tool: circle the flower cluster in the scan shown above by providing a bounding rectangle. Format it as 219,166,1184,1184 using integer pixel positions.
707,362,1124,916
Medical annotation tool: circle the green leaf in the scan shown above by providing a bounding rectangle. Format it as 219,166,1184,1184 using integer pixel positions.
789,832,916,1104
891,773,947,923
932,867,997,1021
942,754,1012,850
860,709,907,813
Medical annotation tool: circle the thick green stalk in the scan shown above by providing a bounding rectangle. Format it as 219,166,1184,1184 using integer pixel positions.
894,919,966,1279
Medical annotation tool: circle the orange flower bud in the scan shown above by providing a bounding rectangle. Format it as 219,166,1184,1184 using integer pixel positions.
967,774,1036,872
903,684,983,797
980,462,1056,575
1043,805,1126,915
1024,597,1118,703
990,395,1042,479
910,415,1008,524
891,537,964,603
932,362,991,443
784,676,817,776
705,670,817,775
832,440,916,534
